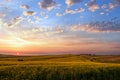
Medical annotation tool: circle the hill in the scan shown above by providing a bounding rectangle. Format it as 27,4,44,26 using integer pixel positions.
0,54,120,80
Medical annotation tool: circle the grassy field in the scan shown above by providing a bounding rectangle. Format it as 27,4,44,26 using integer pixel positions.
0,54,120,80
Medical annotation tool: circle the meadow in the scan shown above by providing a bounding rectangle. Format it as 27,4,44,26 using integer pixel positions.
0,54,120,80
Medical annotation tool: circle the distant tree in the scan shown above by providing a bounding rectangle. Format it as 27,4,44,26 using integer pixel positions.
17,59,24,61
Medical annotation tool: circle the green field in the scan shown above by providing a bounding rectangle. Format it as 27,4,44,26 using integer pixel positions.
0,54,120,80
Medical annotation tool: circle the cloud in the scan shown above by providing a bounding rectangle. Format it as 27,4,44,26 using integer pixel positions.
27,17,120,33
7,17,23,28
66,0,82,6
66,17,120,32
112,45,120,49
56,13,63,17
40,11,45,16
0,12,6,17
80,16,83,18
65,8,85,14
109,3,118,10
100,12,104,15
101,3,118,12
33,16,41,21
23,11,36,16
38,0,56,10
86,0,100,12
44,15,49,19
80,20,120,32
115,0,120,5
0,16,23,28
6,0,12,2
20,4,29,10
101,4,107,9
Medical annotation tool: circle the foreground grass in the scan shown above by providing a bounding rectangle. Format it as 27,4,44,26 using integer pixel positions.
0,55,120,80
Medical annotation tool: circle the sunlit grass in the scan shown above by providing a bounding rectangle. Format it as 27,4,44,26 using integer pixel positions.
0,55,120,80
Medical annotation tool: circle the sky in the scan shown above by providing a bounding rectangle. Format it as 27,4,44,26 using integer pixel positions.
0,0,120,55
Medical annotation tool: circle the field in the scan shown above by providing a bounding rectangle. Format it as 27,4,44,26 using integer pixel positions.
0,54,120,80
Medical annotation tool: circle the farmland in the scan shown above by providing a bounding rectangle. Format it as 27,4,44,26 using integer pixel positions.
0,54,120,80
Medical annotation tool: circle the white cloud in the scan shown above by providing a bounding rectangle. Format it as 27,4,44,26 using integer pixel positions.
65,8,85,14
0,16,23,28
101,4,107,9
40,11,45,16
101,3,118,12
20,4,29,10
56,13,63,17
74,19,120,32
109,3,118,10
100,12,104,15
80,16,83,18
34,16,41,21
66,0,82,7
86,0,100,12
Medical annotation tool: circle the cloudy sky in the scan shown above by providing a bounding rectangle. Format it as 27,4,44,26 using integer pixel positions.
0,0,120,55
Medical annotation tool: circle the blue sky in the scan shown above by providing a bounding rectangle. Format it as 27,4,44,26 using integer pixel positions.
1,0,120,25
0,0,120,55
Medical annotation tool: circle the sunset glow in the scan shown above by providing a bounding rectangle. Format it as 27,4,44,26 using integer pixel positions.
0,0,120,55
